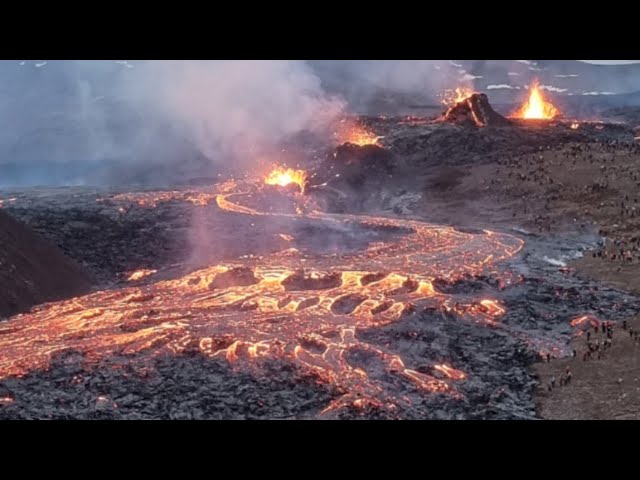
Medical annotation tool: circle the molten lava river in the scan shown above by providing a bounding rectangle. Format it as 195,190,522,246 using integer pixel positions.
0,177,525,415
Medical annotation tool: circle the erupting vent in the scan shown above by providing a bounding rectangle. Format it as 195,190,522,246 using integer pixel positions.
441,87,475,107
441,92,511,128
513,80,561,120
264,167,308,191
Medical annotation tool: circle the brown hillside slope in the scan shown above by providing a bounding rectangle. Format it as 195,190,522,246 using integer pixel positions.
0,210,92,318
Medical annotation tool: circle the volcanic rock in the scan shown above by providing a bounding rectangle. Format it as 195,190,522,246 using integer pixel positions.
309,143,394,192
441,93,511,128
0,210,93,318
208,267,259,290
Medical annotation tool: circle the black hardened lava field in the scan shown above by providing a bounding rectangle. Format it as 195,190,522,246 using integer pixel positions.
2,60,640,420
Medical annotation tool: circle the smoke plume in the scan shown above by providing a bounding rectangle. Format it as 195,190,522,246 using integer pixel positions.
0,60,345,186
122,60,345,165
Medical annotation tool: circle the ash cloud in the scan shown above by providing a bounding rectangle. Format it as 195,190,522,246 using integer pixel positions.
122,60,345,167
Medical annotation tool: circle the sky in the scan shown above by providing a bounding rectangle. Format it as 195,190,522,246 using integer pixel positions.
580,60,640,65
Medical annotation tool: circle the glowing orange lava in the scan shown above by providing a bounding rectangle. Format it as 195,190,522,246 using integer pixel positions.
102,190,218,208
479,299,506,317
0,179,526,415
335,121,381,146
434,364,467,380
570,314,601,329
264,167,307,191
570,315,590,328
513,81,561,120
127,269,157,282
441,87,475,106
570,123,580,130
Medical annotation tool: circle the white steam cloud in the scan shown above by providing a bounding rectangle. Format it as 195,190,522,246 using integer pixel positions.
123,60,345,163
0,60,346,185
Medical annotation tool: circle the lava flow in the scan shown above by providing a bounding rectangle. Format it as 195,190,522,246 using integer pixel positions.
0,175,524,415
513,80,561,120
570,314,602,336
127,269,157,282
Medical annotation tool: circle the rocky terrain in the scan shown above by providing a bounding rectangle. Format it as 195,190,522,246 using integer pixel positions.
2,109,640,419
0,188,196,285
1,213,636,419
0,209,92,318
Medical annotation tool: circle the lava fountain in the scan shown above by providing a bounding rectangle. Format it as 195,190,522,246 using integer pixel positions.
513,80,561,120
441,87,475,107
264,167,308,191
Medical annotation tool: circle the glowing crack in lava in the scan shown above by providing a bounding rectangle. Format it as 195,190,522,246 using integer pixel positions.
0,179,524,415
513,80,561,120
264,167,308,191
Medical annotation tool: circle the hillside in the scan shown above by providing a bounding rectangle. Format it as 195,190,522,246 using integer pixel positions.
0,209,93,318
